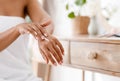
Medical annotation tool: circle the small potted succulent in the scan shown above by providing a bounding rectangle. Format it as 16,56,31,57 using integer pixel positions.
66,0,90,34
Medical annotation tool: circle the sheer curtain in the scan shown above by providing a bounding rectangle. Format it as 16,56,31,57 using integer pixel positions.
42,0,72,36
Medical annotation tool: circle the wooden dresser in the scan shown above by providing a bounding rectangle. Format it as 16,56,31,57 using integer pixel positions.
58,35,120,77
32,35,120,80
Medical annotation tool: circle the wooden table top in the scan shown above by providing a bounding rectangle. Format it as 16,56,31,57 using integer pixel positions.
55,35,120,44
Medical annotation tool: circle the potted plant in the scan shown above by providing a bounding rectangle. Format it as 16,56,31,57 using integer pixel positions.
66,0,90,34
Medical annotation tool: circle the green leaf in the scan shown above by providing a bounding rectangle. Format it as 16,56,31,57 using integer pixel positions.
66,4,69,10
75,0,80,6
75,0,86,6
68,12,75,19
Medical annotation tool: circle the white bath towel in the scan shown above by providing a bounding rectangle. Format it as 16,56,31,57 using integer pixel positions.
0,16,42,81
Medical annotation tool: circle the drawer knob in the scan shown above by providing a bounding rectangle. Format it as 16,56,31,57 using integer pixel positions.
88,52,98,60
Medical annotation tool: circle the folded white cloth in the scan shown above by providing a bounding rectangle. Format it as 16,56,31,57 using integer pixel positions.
0,16,42,81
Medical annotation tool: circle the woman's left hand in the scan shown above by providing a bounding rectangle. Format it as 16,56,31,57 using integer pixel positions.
38,35,64,66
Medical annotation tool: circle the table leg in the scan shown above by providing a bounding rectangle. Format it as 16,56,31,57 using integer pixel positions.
68,40,71,64
44,65,51,81
82,70,85,81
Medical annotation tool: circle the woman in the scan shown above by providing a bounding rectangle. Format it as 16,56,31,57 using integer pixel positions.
0,0,64,81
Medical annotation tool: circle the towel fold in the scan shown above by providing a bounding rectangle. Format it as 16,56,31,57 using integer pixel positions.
0,16,42,81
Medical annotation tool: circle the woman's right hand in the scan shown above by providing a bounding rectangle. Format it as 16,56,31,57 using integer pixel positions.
16,22,48,40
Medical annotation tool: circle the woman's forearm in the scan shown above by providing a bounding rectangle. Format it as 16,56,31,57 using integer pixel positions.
27,0,54,34
0,27,20,51
40,18,54,34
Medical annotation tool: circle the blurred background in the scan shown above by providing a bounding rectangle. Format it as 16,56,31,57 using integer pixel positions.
28,0,120,81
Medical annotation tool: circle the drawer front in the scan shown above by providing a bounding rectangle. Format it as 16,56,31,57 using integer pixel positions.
71,42,120,72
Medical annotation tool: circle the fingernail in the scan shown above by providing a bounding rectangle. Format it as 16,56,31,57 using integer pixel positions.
59,62,62,65
35,37,38,40
41,36,45,40
54,63,57,66
27,31,30,34
61,60,63,63
44,33,48,37
62,52,64,55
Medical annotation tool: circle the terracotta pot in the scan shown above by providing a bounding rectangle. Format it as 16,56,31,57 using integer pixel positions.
72,16,90,35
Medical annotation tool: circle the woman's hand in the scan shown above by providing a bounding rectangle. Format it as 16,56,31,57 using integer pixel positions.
38,35,64,66
16,19,64,65
16,22,48,40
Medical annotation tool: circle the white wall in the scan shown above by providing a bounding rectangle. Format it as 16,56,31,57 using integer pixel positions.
42,0,73,36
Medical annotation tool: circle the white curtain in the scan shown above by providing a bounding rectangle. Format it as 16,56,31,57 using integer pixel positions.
42,0,72,36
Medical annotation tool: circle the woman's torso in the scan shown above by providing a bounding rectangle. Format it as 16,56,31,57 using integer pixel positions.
0,1,42,79
0,1,42,81
0,16,32,81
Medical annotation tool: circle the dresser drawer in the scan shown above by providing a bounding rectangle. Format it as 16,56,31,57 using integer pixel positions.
71,42,120,72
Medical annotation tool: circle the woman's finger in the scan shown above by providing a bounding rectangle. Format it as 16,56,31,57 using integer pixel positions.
36,23,48,37
26,26,38,39
54,38,64,54
43,48,57,66
30,23,43,37
40,49,49,64
27,24,44,41
47,45,62,65
52,42,63,64
28,24,46,40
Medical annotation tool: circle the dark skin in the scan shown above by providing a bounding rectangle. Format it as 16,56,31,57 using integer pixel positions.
0,0,27,17
0,0,64,65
